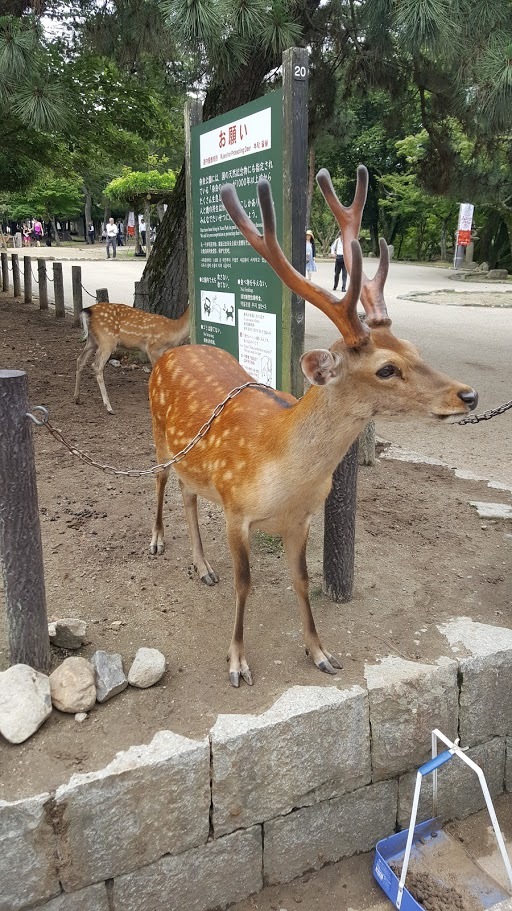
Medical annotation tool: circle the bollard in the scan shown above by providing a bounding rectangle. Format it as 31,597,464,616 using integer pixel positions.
38,259,48,310
53,261,65,317
96,288,109,303
72,265,83,327
1,251,9,292
12,253,21,298
323,440,359,603
23,255,32,303
0,370,51,672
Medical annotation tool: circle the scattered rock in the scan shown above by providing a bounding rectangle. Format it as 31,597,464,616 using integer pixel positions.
108,358,121,367
48,618,87,649
110,620,123,630
50,657,96,713
75,712,88,722
128,648,166,688
0,664,52,743
488,269,508,280
91,650,128,703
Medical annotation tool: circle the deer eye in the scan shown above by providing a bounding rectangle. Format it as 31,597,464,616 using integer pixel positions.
376,364,398,379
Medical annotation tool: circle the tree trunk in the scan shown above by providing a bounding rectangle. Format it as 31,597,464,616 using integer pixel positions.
84,187,92,243
440,219,448,260
144,198,152,259
51,216,61,246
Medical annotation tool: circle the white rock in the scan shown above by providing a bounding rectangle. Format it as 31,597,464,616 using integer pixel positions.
48,618,87,649
128,648,166,688
469,501,512,520
75,713,88,723
0,664,52,744
50,658,96,713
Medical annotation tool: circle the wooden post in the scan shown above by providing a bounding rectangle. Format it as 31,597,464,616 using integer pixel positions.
53,262,65,317
359,421,376,466
323,440,359,602
72,265,83,327
96,288,109,303
282,47,308,398
23,255,32,303
0,370,51,672
1,251,8,292
38,259,48,310
144,198,152,259
12,253,21,298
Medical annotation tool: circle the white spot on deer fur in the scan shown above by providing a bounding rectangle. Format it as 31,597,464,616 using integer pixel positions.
224,471,233,481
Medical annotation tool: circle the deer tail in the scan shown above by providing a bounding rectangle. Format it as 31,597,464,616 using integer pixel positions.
79,309,91,342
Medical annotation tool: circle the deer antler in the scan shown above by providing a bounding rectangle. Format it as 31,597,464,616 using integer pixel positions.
316,166,391,328
220,178,369,349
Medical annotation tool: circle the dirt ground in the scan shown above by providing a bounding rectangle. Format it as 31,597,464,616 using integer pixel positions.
0,293,511,802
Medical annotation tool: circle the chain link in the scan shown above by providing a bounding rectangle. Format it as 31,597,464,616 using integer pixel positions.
456,399,512,425
27,382,270,477
80,282,96,299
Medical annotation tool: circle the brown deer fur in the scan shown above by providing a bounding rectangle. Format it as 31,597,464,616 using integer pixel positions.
148,168,477,687
74,303,190,413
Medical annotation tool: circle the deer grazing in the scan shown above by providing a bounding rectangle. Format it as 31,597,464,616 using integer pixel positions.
148,166,477,687
74,303,190,414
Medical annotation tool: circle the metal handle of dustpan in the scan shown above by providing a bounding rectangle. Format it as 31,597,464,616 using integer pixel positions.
396,730,512,911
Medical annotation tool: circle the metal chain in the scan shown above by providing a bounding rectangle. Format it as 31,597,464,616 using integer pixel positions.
80,283,96,299
31,266,39,284
26,381,270,477
456,399,512,425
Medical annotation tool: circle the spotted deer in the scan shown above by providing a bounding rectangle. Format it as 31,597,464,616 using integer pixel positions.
148,166,477,687
74,303,190,414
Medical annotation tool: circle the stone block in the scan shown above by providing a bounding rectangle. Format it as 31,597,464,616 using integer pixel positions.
42,882,109,911
506,737,512,792
263,780,397,886
364,657,458,780
438,619,512,747
113,826,263,911
397,737,505,828
55,730,210,891
0,792,59,911
488,269,508,280
210,685,370,836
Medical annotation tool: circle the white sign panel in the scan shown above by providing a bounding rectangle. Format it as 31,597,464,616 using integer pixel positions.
200,290,236,326
457,203,474,231
200,108,272,169
238,309,276,387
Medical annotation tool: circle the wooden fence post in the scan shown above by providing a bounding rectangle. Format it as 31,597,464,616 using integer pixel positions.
53,262,65,317
0,370,50,672
12,253,21,298
96,288,109,303
323,440,359,603
38,259,48,310
23,255,32,303
72,265,83,327
2,251,9,292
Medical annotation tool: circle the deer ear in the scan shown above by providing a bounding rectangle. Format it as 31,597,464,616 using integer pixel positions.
300,349,343,386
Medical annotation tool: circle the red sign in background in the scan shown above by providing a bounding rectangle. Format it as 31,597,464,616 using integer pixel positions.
457,229,472,246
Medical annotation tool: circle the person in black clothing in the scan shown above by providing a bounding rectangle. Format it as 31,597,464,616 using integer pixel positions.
330,231,347,291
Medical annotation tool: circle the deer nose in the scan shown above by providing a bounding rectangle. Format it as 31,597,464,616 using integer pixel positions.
458,389,478,410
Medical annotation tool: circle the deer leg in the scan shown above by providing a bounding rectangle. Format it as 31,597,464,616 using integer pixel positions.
149,465,170,555
179,480,219,586
91,345,115,413
282,521,342,675
226,519,253,687
74,335,97,404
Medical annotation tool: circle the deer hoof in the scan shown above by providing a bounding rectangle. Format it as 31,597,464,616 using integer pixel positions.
229,671,241,688
326,652,342,670
200,571,218,586
149,542,165,556
241,667,253,686
317,658,338,675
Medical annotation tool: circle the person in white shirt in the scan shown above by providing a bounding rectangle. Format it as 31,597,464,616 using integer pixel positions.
105,217,118,259
330,231,347,291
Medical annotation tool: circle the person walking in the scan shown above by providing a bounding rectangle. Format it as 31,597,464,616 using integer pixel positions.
330,230,347,291
88,222,95,244
305,229,317,280
32,218,43,246
105,217,118,259
117,219,124,247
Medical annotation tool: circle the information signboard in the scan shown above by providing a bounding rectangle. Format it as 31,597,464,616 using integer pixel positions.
190,91,284,389
457,202,474,247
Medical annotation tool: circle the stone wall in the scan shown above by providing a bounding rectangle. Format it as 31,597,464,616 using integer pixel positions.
2,619,512,911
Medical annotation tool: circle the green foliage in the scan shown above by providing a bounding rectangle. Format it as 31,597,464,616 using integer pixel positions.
6,172,84,219
104,167,176,203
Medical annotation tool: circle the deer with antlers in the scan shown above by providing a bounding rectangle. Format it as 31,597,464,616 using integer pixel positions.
74,303,190,414
148,166,477,687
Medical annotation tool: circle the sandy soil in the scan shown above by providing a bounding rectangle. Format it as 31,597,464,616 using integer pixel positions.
1,293,511,801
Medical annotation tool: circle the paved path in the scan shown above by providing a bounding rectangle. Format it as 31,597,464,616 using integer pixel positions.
10,251,512,486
